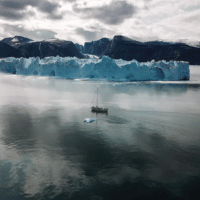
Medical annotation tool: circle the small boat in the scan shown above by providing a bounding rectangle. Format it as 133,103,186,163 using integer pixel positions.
91,87,108,113
91,106,108,113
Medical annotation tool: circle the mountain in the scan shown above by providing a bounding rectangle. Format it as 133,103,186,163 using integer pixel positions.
1,36,33,48
0,41,24,58
1,35,200,63
75,43,84,52
102,35,200,65
82,38,111,55
17,39,86,59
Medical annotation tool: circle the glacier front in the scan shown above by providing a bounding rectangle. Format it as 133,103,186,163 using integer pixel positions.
0,56,190,81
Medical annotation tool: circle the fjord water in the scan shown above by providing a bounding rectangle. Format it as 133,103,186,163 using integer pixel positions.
0,66,200,200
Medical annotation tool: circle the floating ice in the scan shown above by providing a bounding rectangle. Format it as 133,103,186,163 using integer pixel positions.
0,56,190,81
84,118,98,123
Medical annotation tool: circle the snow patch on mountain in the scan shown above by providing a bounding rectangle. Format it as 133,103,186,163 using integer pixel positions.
11,38,19,42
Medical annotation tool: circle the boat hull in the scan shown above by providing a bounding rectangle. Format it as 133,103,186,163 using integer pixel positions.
91,106,108,113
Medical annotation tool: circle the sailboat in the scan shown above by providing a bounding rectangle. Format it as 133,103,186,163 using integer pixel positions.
91,87,108,113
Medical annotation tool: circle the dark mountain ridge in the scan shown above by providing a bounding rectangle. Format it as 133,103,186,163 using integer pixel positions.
1,35,200,64
102,35,200,65
1,36,86,59
83,38,111,55
75,43,84,53
17,39,85,59
0,41,24,58
80,35,200,65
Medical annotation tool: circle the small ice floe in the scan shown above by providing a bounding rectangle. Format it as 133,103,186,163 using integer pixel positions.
84,118,97,123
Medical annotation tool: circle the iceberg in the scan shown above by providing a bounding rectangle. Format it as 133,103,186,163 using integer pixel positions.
84,118,98,123
0,56,190,81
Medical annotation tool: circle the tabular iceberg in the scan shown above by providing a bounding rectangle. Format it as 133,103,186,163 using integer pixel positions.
0,56,189,81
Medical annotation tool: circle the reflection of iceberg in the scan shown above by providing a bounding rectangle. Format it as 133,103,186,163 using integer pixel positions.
84,118,97,123
0,56,190,81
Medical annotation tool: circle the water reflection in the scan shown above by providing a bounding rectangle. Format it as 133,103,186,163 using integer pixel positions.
1,72,200,199
0,103,200,199
110,83,190,95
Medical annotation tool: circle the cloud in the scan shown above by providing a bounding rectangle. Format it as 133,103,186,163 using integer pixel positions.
0,0,199,44
0,0,62,20
182,10,200,23
76,28,98,41
0,9,24,20
146,8,200,42
0,1,29,10
37,1,62,19
73,0,136,25
0,0,39,10
0,0,36,20
2,24,57,40
75,27,105,41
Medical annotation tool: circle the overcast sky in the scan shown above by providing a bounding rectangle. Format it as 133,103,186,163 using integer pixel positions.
0,0,200,44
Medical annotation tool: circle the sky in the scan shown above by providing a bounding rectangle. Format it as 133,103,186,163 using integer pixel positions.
0,0,200,45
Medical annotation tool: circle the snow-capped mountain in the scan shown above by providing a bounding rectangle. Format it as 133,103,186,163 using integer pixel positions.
17,38,86,59
1,35,200,64
1,36,33,48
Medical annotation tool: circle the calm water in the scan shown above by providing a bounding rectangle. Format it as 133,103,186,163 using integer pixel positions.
0,66,200,200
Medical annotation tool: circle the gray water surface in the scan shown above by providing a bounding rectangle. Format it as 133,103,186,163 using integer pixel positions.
0,66,200,199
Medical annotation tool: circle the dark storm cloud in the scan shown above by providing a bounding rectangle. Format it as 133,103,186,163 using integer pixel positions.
73,1,136,25
37,1,62,19
0,9,24,20
0,0,62,20
0,0,39,10
2,24,56,40
1,1,28,10
38,1,58,13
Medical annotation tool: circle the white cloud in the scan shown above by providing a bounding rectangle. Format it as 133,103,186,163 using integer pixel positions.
0,0,199,44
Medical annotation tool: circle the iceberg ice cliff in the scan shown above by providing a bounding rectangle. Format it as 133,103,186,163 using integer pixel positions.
0,56,189,81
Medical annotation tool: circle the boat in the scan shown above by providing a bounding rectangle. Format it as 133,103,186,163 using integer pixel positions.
91,87,108,113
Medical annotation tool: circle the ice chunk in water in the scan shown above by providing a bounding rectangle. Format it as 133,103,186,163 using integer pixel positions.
84,118,98,123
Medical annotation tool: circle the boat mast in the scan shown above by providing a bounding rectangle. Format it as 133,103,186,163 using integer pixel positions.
97,87,98,107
